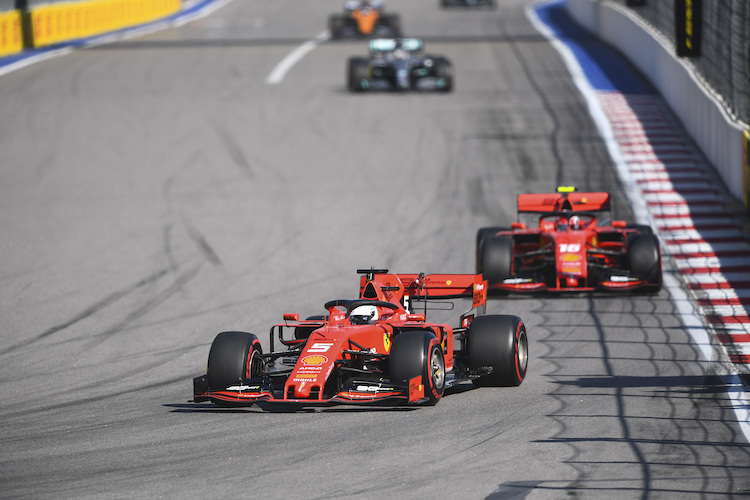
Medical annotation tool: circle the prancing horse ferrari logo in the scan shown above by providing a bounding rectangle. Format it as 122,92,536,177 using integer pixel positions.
383,332,392,353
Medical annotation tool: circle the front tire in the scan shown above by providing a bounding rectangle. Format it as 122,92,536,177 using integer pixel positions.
207,331,263,391
347,57,370,92
468,315,527,387
475,227,509,274
479,235,513,285
390,330,445,405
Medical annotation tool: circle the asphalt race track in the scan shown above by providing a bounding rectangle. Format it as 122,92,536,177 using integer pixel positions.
1,0,749,498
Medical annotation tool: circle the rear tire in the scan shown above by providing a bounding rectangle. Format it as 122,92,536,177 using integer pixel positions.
475,227,509,274
627,224,653,236
628,234,662,292
207,331,263,391
328,14,344,39
389,330,445,405
380,14,401,36
347,57,370,92
479,235,513,285
468,315,527,387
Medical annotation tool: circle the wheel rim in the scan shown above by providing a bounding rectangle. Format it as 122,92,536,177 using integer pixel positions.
430,346,445,390
517,331,528,374
246,347,264,379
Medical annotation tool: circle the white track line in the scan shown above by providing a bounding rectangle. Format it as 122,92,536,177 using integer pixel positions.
266,31,330,85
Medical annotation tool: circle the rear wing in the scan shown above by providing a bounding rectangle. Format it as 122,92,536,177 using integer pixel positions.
358,270,487,310
517,191,611,213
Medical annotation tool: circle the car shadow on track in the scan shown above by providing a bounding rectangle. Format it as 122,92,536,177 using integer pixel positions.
164,383,480,413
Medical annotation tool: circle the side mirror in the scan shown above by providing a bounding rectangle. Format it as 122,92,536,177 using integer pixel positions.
511,222,526,230
406,314,426,322
283,313,300,321
612,220,626,228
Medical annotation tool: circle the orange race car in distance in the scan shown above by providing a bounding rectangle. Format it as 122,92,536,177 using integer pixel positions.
476,187,662,293
193,269,527,408
329,0,401,39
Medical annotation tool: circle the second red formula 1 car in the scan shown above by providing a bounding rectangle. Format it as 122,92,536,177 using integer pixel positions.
476,187,662,293
193,269,527,407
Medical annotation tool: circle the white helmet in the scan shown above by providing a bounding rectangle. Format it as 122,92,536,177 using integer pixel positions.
350,305,379,324
570,215,580,230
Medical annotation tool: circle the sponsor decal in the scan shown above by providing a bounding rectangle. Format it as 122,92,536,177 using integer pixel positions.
226,385,260,391
562,265,582,273
301,355,328,365
307,342,334,353
384,332,392,352
504,277,533,284
675,0,702,57
293,374,318,380
298,365,323,372
561,254,581,262
610,275,639,282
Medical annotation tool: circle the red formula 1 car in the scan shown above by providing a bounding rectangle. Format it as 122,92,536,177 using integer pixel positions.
193,269,527,407
476,187,662,293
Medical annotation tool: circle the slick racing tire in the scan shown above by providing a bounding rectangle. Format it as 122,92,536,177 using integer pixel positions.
207,331,263,393
347,57,370,92
475,227,509,274
479,234,513,285
328,14,344,39
379,14,402,36
389,330,445,405
469,315,528,387
628,233,662,292
627,224,653,236
433,57,453,92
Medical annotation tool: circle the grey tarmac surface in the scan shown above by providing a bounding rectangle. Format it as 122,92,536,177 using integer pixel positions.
0,0,748,498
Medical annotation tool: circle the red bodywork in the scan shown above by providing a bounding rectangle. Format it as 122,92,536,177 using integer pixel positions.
193,271,488,406
480,190,660,292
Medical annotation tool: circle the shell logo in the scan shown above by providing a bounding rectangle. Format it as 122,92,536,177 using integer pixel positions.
301,355,328,366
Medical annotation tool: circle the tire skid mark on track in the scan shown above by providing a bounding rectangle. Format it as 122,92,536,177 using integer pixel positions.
0,268,169,358
528,0,750,441
82,263,203,350
2,374,189,420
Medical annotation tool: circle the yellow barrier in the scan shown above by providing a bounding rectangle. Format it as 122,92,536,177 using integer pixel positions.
31,0,181,48
0,10,23,57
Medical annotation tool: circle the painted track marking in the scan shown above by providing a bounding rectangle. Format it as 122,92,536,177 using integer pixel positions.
266,31,330,85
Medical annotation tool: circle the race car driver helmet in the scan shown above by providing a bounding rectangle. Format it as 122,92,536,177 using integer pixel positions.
570,215,581,230
350,305,379,324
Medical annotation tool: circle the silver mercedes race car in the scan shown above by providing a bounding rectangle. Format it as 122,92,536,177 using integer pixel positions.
347,38,454,92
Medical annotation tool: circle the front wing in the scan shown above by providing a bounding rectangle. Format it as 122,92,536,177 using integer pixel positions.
489,272,654,293
193,375,428,406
